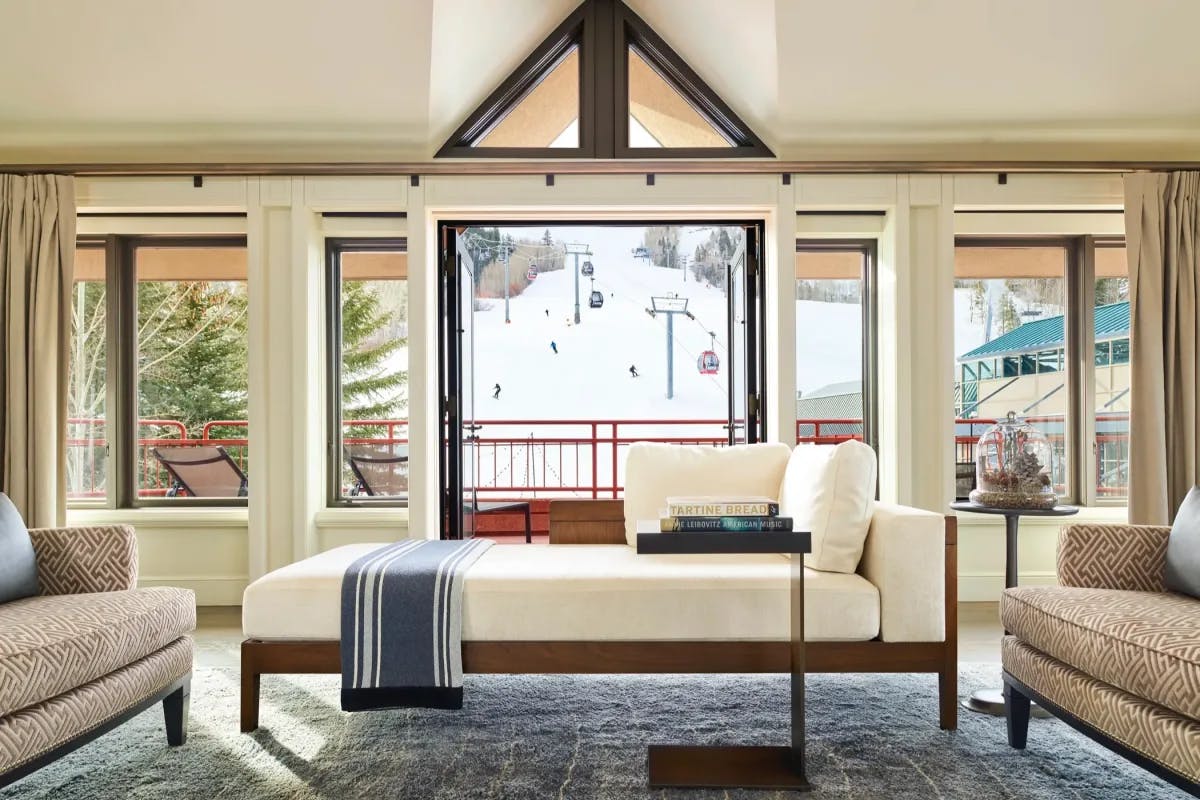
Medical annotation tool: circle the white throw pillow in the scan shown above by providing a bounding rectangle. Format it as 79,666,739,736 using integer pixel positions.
778,441,876,574
623,442,792,546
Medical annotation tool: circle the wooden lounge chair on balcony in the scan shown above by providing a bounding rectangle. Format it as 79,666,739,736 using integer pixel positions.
151,445,248,498
346,445,532,542
345,444,410,498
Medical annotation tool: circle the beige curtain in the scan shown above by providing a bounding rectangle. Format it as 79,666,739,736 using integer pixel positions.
1124,172,1200,524
0,175,76,527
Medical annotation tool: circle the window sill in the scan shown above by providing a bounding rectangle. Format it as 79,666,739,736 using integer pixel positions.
66,506,249,528
314,506,410,529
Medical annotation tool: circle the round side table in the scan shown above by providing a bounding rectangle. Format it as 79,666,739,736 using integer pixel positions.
951,501,1079,716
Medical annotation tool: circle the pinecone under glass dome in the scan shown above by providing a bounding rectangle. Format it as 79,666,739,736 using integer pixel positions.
969,411,1058,510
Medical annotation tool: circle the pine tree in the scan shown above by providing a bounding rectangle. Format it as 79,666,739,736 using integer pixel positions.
340,280,406,422
137,280,249,434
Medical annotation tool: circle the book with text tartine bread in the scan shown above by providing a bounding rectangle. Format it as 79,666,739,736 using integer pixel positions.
660,516,793,532
665,496,779,518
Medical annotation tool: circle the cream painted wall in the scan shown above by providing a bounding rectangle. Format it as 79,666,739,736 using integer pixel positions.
65,170,1127,605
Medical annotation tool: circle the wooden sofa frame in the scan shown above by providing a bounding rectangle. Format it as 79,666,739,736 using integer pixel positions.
241,501,958,733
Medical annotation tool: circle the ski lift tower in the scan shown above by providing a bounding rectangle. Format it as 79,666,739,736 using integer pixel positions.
646,295,693,399
565,243,593,324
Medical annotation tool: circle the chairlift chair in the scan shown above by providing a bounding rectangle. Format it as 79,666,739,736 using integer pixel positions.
697,331,720,375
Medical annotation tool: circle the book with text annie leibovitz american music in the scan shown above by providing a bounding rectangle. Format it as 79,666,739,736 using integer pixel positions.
664,496,779,518
659,515,794,532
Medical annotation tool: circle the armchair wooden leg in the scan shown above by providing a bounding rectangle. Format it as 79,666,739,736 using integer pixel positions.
1005,679,1030,749
938,667,958,731
163,678,190,746
241,642,261,733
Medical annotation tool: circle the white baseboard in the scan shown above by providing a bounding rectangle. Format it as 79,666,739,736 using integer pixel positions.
138,576,248,606
958,571,1058,602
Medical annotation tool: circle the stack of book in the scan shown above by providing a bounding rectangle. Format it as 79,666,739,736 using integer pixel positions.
658,496,793,532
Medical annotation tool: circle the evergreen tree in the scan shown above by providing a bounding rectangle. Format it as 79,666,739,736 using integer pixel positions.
340,280,407,421
641,225,680,269
542,228,553,246
137,281,249,434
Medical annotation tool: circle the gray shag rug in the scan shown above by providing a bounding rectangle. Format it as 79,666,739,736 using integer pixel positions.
3,664,1187,799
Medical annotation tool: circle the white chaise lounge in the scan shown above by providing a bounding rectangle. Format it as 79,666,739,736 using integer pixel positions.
240,442,957,732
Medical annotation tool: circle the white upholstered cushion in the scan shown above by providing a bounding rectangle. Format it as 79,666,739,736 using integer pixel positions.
778,441,877,574
622,442,792,546
242,543,880,643
859,503,946,642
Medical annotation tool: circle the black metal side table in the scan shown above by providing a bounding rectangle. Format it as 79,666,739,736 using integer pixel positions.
951,501,1078,715
636,521,813,791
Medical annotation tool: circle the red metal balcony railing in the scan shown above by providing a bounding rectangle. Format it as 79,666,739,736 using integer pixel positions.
65,413,1130,501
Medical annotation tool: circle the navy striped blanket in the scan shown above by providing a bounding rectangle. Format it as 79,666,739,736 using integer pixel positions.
340,538,493,711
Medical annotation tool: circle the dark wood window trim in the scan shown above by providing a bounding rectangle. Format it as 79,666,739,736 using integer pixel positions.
326,237,410,507
69,235,250,509
435,7,592,159
436,0,772,160
793,240,879,456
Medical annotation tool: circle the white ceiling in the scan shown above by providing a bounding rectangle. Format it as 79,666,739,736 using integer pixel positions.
1,0,1198,163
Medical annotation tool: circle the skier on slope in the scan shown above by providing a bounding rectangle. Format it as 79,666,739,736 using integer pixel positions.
550,341,558,354
492,383,501,399
629,364,639,378
545,308,550,317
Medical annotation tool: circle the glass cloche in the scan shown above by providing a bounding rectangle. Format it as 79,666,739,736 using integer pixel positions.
969,411,1058,509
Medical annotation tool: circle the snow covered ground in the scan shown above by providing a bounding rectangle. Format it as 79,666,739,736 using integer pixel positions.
467,225,863,418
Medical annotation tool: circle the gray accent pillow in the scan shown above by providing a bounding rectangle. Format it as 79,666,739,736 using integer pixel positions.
1165,486,1200,599
0,493,39,604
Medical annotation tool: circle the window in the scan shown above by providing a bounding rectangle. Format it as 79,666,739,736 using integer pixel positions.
794,241,876,451
67,242,108,502
135,242,249,500
954,243,1069,498
954,238,1131,504
1036,350,1060,373
437,0,770,158
476,47,580,149
627,46,730,148
67,236,249,507
1094,243,1130,500
327,240,409,504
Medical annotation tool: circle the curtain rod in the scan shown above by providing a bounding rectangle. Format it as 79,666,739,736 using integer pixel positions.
0,160,1190,178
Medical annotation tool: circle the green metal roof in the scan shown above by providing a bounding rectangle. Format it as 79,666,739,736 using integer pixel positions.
958,301,1129,362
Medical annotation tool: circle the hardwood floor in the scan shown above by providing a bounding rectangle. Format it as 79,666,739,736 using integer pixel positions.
194,602,1004,669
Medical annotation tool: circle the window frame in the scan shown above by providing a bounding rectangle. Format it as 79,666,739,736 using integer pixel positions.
66,237,115,508
68,234,250,509
325,237,410,507
954,235,1127,507
793,238,879,455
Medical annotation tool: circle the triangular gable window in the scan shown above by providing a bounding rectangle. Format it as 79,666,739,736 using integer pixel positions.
436,0,771,159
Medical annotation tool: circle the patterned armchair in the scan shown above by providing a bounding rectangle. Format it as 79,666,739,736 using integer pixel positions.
0,525,195,789
1001,524,1200,796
